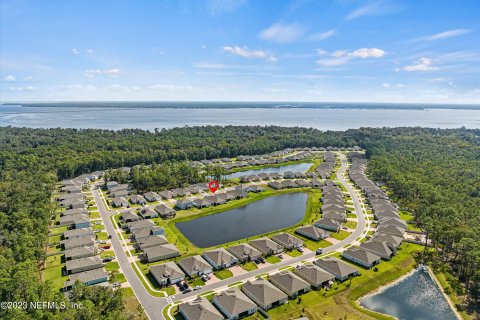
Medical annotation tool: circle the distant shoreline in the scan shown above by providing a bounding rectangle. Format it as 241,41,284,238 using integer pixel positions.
2,102,480,110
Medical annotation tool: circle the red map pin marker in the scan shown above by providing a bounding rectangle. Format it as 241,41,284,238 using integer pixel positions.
208,180,219,193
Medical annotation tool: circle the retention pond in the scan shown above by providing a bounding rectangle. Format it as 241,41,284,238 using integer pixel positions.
359,268,458,320
176,192,308,248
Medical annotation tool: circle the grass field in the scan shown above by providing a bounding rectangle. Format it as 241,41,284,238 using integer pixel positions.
240,262,258,272
345,221,358,229
266,255,282,264
214,269,233,280
330,230,351,240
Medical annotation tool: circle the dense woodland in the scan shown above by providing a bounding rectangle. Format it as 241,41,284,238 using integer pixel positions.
1,125,479,319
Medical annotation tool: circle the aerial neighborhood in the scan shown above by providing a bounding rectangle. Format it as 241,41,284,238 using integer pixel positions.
44,146,416,320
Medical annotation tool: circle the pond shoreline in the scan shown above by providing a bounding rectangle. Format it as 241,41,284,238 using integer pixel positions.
356,266,462,320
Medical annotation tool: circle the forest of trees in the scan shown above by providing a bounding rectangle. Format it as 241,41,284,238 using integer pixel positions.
0,125,479,318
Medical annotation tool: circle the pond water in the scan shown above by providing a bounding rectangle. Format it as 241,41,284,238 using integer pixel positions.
176,192,308,248
225,162,312,179
359,269,458,320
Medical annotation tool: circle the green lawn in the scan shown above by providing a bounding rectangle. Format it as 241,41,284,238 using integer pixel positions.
106,261,120,271
111,272,127,283
42,264,68,292
302,238,333,251
214,269,233,280
344,221,358,229
267,244,423,320
286,250,303,257
93,223,104,231
266,255,282,264
330,230,351,240
89,211,100,219
240,262,258,272
100,250,115,258
188,278,205,287
96,231,109,240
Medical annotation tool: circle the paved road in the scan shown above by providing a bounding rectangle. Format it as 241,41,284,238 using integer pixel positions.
92,187,164,320
92,152,367,320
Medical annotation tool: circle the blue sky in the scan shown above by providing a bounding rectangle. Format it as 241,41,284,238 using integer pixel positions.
1,0,479,103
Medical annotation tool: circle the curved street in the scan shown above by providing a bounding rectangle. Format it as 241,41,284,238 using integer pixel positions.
92,152,368,320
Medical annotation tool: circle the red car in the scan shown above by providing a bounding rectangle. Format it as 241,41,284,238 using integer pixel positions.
101,245,110,249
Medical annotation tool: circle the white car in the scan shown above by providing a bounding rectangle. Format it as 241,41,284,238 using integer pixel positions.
193,286,203,290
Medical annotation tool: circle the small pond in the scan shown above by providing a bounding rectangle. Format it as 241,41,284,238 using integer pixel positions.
176,192,308,247
359,269,458,320
225,162,312,179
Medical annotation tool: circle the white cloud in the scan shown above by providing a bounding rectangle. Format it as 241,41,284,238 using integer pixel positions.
316,49,328,56
147,84,195,91
86,49,94,54
346,2,382,20
259,23,304,43
23,76,34,81
223,46,277,62
396,83,405,88
350,48,386,58
316,48,386,67
84,68,122,78
207,0,246,15
193,62,227,69
8,85,37,91
56,84,98,91
71,48,79,55
427,29,471,41
262,87,285,93
3,74,16,82
307,29,336,41
382,83,390,88
401,57,438,72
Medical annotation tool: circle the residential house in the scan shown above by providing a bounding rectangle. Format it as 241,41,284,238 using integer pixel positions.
175,199,193,210
314,218,342,232
315,257,360,282
271,233,304,250
202,248,238,270
61,208,88,216
111,197,129,208
249,238,284,256
63,227,94,240
268,181,284,190
126,219,155,233
154,204,176,219
106,181,119,190
130,195,146,205
372,233,403,250
295,225,330,241
63,268,109,291
192,198,212,208
359,240,395,260
269,271,311,298
322,212,347,223
138,207,158,219
64,246,96,261
342,247,381,268
150,262,185,286
179,297,224,320
158,190,175,200
136,235,169,251
293,264,335,289
212,288,257,320
111,190,129,198
204,195,226,206
249,185,265,193
59,213,90,229
131,226,165,242
375,225,405,237
142,244,180,263
227,244,262,263
120,209,140,223
311,178,323,188
295,180,310,188
61,236,95,250
282,180,297,189
65,256,103,274
283,171,295,179
171,188,188,197
178,255,213,278
144,191,161,202
241,279,288,310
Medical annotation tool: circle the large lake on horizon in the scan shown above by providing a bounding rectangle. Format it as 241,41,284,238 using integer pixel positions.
1,105,480,130
176,192,307,247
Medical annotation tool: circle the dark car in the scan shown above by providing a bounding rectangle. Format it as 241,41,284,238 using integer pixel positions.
316,248,323,255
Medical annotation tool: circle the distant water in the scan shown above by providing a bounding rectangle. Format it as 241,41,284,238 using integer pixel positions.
359,269,458,320
225,162,312,179
1,103,480,130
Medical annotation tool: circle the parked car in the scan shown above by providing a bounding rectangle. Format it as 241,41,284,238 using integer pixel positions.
182,282,189,289
297,247,304,252
98,240,107,244
108,235,112,239
278,254,284,259
259,257,266,263
316,248,323,255
101,245,110,249
201,275,209,281
193,286,203,291
182,288,192,294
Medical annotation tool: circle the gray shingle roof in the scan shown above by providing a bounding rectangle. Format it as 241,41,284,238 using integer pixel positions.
179,297,224,320
213,288,256,316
